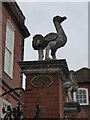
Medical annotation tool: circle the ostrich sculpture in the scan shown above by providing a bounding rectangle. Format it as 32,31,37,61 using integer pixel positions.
44,15,67,59
32,15,67,60
63,72,78,102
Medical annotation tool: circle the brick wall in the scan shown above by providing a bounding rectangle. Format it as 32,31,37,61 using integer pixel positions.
24,73,64,119
0,1,30,118
1,4,24,106
77,84,90,119
0,2,2,79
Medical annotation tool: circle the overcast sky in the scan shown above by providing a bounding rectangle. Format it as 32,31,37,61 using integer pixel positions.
16,1,88,71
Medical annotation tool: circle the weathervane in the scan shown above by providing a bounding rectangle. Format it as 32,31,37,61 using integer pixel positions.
32,15,67,60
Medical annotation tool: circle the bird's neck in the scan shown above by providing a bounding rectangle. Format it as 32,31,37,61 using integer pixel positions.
53,21,64,35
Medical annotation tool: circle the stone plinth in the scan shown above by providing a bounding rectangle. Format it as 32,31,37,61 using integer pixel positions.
19,59,69,119
64,102,81,115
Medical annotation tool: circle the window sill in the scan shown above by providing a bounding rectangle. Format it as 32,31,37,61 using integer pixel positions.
4,71,13,80
80,105,90,108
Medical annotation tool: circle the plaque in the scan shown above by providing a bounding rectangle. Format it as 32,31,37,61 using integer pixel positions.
31,75,53,87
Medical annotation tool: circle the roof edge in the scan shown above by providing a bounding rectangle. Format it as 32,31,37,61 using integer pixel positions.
3,1,30,38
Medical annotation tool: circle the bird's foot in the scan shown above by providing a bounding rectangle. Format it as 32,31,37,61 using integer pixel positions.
45,57,51,60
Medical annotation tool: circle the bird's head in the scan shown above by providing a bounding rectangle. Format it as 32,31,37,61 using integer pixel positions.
53,15,67,23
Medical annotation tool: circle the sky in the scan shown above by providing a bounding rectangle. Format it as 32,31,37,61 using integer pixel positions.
16,1,89,71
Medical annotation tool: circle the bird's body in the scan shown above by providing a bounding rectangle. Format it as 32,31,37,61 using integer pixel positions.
63,72,78,102
63,80,78,92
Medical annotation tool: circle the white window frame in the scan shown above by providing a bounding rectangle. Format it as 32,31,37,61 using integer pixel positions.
73,88,89,105
4,20,15,78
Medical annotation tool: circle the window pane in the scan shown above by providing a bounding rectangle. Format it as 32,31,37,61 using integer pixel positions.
80,100,83,103
79,90,82,94
4,48,10,72
84,99,87,103
6,22,14,51
4,48,12,75
82,90,86,94
3,99,11,111
83,95,86,98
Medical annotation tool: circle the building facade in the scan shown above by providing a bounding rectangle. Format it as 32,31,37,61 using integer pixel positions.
73,67,90,119
0,1,89,119
19,58,90,119
0,1,30,118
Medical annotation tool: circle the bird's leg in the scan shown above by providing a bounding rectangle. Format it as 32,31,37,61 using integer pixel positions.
67,91,73,102
38,49,44,60
45,45,50,60
51,50,56,60
65,92,69,102
52,55,56,60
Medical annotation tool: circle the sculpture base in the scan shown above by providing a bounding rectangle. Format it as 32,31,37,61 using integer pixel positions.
19,59,69,119
64,102,81,116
